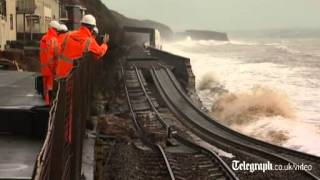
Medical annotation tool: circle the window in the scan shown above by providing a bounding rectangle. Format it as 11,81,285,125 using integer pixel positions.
10,14,13,30
0,0,6,17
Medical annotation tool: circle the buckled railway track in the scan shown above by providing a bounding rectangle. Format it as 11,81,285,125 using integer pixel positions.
121,64,239,180
151,66,320,180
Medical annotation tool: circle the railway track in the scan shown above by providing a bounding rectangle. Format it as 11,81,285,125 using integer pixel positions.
121,64,239,180
151,66,320,179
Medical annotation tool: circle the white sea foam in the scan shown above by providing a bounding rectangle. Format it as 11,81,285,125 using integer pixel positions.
230,40,259,46
273,44,302,54
168,37,259,47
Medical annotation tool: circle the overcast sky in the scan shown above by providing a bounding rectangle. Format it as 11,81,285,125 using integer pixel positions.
103,0,320,31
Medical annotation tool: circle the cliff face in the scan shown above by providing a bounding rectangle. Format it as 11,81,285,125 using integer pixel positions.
78,0,125,104
79,0,123,44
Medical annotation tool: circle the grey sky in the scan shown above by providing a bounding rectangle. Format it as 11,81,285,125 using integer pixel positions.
103,0,320,31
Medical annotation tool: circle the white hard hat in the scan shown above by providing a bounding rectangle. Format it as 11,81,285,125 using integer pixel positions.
49,20,60,30
81,14,96,26
59,24,68,32
93,27,99,34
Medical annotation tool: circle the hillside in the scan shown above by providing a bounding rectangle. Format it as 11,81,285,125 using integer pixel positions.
79,0,123,44
79,0,173,40
111,10,174,39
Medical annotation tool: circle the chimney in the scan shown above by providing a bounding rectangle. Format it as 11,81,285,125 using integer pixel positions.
64,0,83,30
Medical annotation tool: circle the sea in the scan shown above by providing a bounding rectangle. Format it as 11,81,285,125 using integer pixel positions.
163,34,320,156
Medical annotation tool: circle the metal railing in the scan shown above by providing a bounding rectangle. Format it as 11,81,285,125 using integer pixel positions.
33,54,96,180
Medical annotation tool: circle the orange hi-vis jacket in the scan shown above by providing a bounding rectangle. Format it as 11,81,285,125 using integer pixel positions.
40,28,59,104
40,28,59,76
56,26,108,78
57,32,68,45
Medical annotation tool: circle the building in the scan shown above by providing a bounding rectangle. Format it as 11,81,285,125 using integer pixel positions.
16,0,60,39
0,0,17,51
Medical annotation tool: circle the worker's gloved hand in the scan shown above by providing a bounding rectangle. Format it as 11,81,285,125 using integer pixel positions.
103,33,110,44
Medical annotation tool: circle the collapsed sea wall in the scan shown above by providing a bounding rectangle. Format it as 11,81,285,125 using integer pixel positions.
148,47,203,107
148,47,195,93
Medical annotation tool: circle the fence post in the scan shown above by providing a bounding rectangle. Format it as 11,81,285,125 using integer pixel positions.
33,54,96,180
49,79,67,179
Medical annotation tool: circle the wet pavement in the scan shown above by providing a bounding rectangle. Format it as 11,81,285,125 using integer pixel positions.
0,135,42,179
0,71,45,110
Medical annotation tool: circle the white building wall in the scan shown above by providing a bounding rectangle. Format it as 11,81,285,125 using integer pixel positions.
0,0,16,51
38,0,60,33
17,0,59,34
49,0,59,20
0,20,5,50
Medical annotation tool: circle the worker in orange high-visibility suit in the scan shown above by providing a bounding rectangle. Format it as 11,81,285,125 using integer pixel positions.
56,14,109,78
57,24,69,43
56,15,109,142
39,20,60,105
93,26,99,38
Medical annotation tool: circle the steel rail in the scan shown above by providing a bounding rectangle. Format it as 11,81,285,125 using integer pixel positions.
151,66,320,179
134,66,173,136
156,144,176,180
133,65,239,180
174,133,239,180
121,64,175,180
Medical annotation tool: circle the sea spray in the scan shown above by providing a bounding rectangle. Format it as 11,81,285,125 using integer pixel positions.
164,38,320,155
210,86,295,126
197,72,221,91
196,73,295,145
